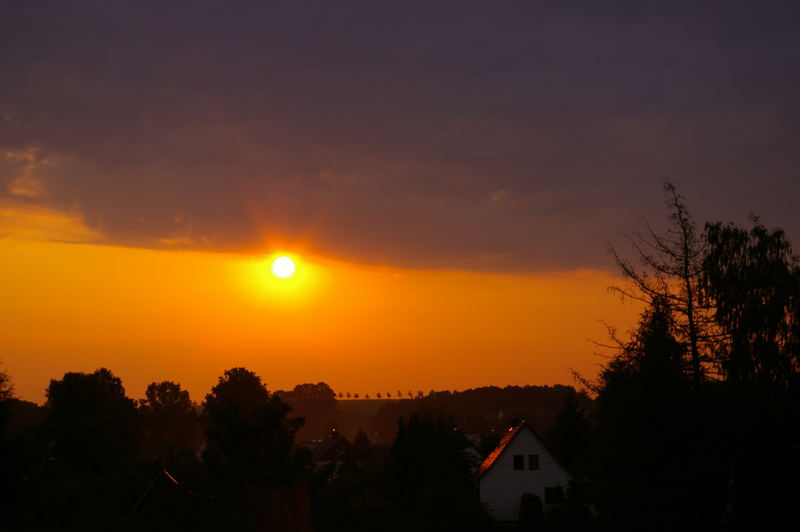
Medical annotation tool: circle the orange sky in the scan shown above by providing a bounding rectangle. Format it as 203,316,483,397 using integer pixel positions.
0,200,641,404
4,2,800,410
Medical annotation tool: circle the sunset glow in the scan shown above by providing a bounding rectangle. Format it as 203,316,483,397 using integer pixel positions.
0,202,641,402
2,2,796,410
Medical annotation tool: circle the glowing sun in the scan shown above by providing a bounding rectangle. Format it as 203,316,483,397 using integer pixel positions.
271,256,296,279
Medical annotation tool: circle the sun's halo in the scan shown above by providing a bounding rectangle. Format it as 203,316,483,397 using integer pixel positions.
271,256,296,279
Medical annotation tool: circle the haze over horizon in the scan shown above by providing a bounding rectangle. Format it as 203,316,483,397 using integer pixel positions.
2,1,799,402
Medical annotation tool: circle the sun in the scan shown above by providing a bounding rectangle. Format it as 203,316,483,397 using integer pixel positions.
271,256,296,279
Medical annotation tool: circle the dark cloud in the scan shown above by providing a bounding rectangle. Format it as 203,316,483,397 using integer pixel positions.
2,1,800,270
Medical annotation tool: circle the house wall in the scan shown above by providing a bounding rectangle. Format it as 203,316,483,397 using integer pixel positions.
479,428,570,522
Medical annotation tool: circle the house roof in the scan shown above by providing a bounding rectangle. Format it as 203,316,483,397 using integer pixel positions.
476,420,549,478
305,435,351,462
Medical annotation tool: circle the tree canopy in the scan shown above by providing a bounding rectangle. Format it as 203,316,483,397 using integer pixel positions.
385,410,492,531
203,367,305,492
703,219,800,388
45,367,137,473
138,380,200,464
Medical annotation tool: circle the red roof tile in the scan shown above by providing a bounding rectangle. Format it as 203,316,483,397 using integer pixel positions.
477,420,530,477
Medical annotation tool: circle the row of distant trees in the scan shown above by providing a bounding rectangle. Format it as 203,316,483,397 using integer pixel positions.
337,391,424,399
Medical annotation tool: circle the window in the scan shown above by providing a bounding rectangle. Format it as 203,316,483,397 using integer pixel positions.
528,454,540,470
513,455,524,470
545,487,564,504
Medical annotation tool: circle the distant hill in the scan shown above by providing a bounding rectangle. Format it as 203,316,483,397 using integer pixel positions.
328,385,590,442
332,399,400,442
6,398,45,435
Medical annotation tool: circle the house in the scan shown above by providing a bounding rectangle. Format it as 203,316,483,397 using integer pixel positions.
301,430,352,476
476,420,570,522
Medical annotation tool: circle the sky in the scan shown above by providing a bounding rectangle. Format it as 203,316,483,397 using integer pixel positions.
2,1,799,402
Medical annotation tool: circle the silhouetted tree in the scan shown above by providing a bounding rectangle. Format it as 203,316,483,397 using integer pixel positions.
386,411,492,530
138,380,200,465
311,428,388,532
0,366,16,519
702,219,800,528
203,368,305,493
703,219,800,388
547,389,592,479
280,382,337,404
594,191,800,528
609,182,713,386
277,382,337,440
0,367,11,400
45,367,137,473
376,393,382,399
594,297,725,529
30,369,140,529
0,366,11,440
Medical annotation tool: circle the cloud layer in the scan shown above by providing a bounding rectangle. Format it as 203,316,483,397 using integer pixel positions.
2,1,800,270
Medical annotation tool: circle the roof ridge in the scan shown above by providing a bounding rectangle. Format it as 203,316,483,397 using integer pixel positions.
476,420,530,477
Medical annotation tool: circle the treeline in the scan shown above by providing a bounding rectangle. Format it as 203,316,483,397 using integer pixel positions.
370,384,588,444
0,367,500,531
1,368,304,530
0,370,580,531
